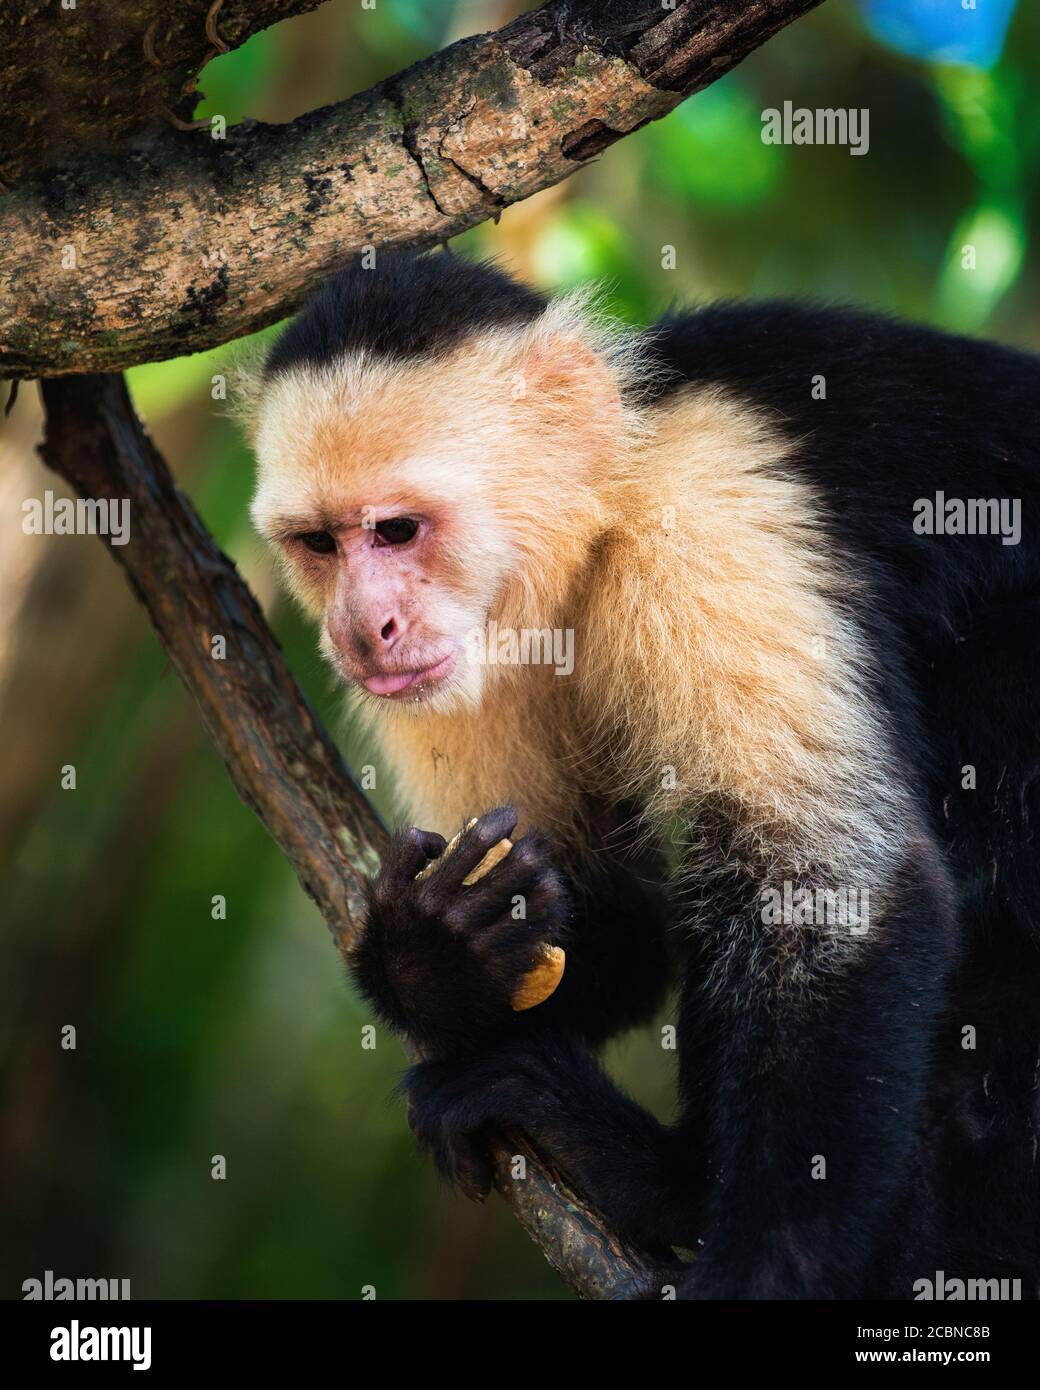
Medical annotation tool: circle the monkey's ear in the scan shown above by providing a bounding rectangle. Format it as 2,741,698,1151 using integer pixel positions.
514,288,626,417
521,332,605,388
517,328,622,416
226,340,269,441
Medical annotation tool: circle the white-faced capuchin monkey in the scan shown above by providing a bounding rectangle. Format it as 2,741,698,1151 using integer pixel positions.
245,250,1040,1299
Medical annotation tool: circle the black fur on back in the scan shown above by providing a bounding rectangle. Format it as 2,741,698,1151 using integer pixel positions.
264,251,548,378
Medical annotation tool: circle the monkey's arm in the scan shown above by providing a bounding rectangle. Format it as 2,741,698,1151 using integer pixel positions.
404,1023,707,1254
401,837,960,1296
669,844,959,1297
540,852,672,1046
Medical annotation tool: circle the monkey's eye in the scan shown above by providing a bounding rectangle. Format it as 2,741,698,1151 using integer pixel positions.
295,530,336,555
375,517,419,546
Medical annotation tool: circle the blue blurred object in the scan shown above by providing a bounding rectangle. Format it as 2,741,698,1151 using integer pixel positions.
862,0,1016,68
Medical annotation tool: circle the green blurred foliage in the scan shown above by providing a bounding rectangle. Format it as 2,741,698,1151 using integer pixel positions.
4,0,1039,1302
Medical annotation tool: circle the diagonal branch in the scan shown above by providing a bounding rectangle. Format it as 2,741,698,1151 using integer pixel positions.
3,0,824,379
38,372,670,1300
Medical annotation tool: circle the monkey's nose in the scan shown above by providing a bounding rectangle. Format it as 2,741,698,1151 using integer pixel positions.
331,607,403,661
375,615,404,651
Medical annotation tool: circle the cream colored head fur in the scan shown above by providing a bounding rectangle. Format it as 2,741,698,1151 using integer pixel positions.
246,289,912,915
248,292,644,713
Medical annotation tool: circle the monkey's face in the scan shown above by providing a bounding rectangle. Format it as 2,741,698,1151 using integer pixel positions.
249,326,624,714
306,489,509,712
250,349,532,713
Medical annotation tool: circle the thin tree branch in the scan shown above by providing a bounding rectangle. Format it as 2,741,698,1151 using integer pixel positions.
38,373,380,941
38,372,671,1299
3,0,824,379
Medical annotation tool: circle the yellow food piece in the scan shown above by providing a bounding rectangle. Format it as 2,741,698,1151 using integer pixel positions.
414,819,478,882
462,837,512,885
415,819,514,886
511,945,566,1011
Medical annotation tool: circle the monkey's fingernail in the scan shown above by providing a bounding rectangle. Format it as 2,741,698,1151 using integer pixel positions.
511,945,566,1010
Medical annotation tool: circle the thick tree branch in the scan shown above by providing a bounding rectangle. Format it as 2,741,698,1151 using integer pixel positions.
0,1,331,186
38,373,670,1299
3,0,824,379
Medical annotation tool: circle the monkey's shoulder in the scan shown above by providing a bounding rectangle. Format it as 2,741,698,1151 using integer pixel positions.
640,300,1040,503
643,299,1040,414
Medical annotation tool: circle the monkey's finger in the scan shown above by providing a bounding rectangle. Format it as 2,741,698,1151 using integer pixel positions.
381,826,447,885
462,831,565,907
412,828,448,860
461,836,513,886
421,805,519,901
446,1133,493,1203
466,867,569,945
414,820,476,883
459,855,549,915
478,891,568,979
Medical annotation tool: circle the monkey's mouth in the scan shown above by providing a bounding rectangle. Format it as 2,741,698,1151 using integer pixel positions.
360,652,455,698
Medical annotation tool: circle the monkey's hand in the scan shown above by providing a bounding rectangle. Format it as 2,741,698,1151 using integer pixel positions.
401,1027,578,1201
400,1024,695,1226
349,805,570,1059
